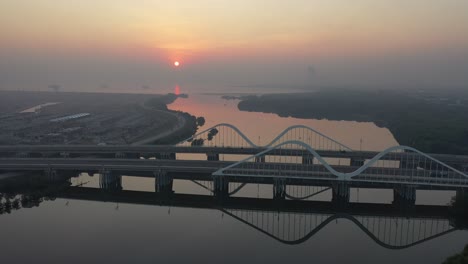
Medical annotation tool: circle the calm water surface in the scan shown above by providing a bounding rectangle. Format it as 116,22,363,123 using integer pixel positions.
0,93,466,264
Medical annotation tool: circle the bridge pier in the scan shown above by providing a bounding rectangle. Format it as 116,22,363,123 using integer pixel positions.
456,189,467,201
350,158,365,167
159,153,176,160
16,152,30,158
154,170,173,194
273,178,286,200
115,152,126,159
332,183,350,204
207,153,220,161
99,171,122,191
41,152,54,158
43,168,58,182
462,164,468,173
450,189,468,220
213,176,229,198
393,186,416,205
302,155,314,165
255,156,266,163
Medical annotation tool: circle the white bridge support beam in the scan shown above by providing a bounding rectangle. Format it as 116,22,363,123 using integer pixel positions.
154,170,173,194
273,178,286,200
213,176,229,198
393,186,416,205
332,183,350,204
99,171,122,191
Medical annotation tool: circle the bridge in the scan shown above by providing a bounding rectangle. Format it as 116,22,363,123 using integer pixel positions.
1,123,468,204
1,124,467,166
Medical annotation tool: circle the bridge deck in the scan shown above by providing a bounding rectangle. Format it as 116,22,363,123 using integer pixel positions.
0,145,467,165
1,158,466,190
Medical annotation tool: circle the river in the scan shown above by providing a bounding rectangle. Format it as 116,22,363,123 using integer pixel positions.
0,92,466,264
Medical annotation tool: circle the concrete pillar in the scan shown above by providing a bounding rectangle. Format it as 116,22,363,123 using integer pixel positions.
41,152,53,158
350,158,365,167
450,189,468,222
44,168,58,182
154,170,173,194
393,186,416,205
16,152,30,158
159,153,176,160
332,183,350,204
456,189,467,202
302,155,314,165
213,176,229,198
115,152,126,159
462,164,468,174
99,171,122,191
207,153,220,161
273,178,286,200
255,156,266,163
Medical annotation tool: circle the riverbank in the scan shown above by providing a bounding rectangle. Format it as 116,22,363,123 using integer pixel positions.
237,89,468,155
0,91,199,145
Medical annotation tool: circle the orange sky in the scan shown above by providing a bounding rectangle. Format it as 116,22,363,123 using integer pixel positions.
2,1,468,61
1,1,468,90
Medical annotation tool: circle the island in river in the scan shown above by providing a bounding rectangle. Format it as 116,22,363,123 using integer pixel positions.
237,89,468,155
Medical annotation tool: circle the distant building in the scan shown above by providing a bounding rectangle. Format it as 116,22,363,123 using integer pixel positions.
50,113,91,123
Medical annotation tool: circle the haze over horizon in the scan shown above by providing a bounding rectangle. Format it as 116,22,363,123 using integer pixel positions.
1,0,468,92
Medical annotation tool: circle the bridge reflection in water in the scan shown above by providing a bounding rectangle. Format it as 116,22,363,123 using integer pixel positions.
224,209,454,249
59,186,462,250
2,170,464,251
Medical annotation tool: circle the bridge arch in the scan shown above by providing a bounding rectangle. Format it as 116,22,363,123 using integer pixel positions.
214,141,468,187
265,124,352,151
177,123,256,148
177,123,351,151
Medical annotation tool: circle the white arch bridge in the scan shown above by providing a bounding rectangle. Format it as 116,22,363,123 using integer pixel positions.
175,123,468,202
2,123,468,203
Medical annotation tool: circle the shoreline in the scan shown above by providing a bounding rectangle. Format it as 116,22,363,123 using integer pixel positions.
0,91,199,146
130,110,188,145
237,90,468,155
132,95,198,145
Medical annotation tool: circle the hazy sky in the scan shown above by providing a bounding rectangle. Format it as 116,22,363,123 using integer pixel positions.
1,0,468,92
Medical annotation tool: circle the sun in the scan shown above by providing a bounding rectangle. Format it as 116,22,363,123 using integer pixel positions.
174,61,180,67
